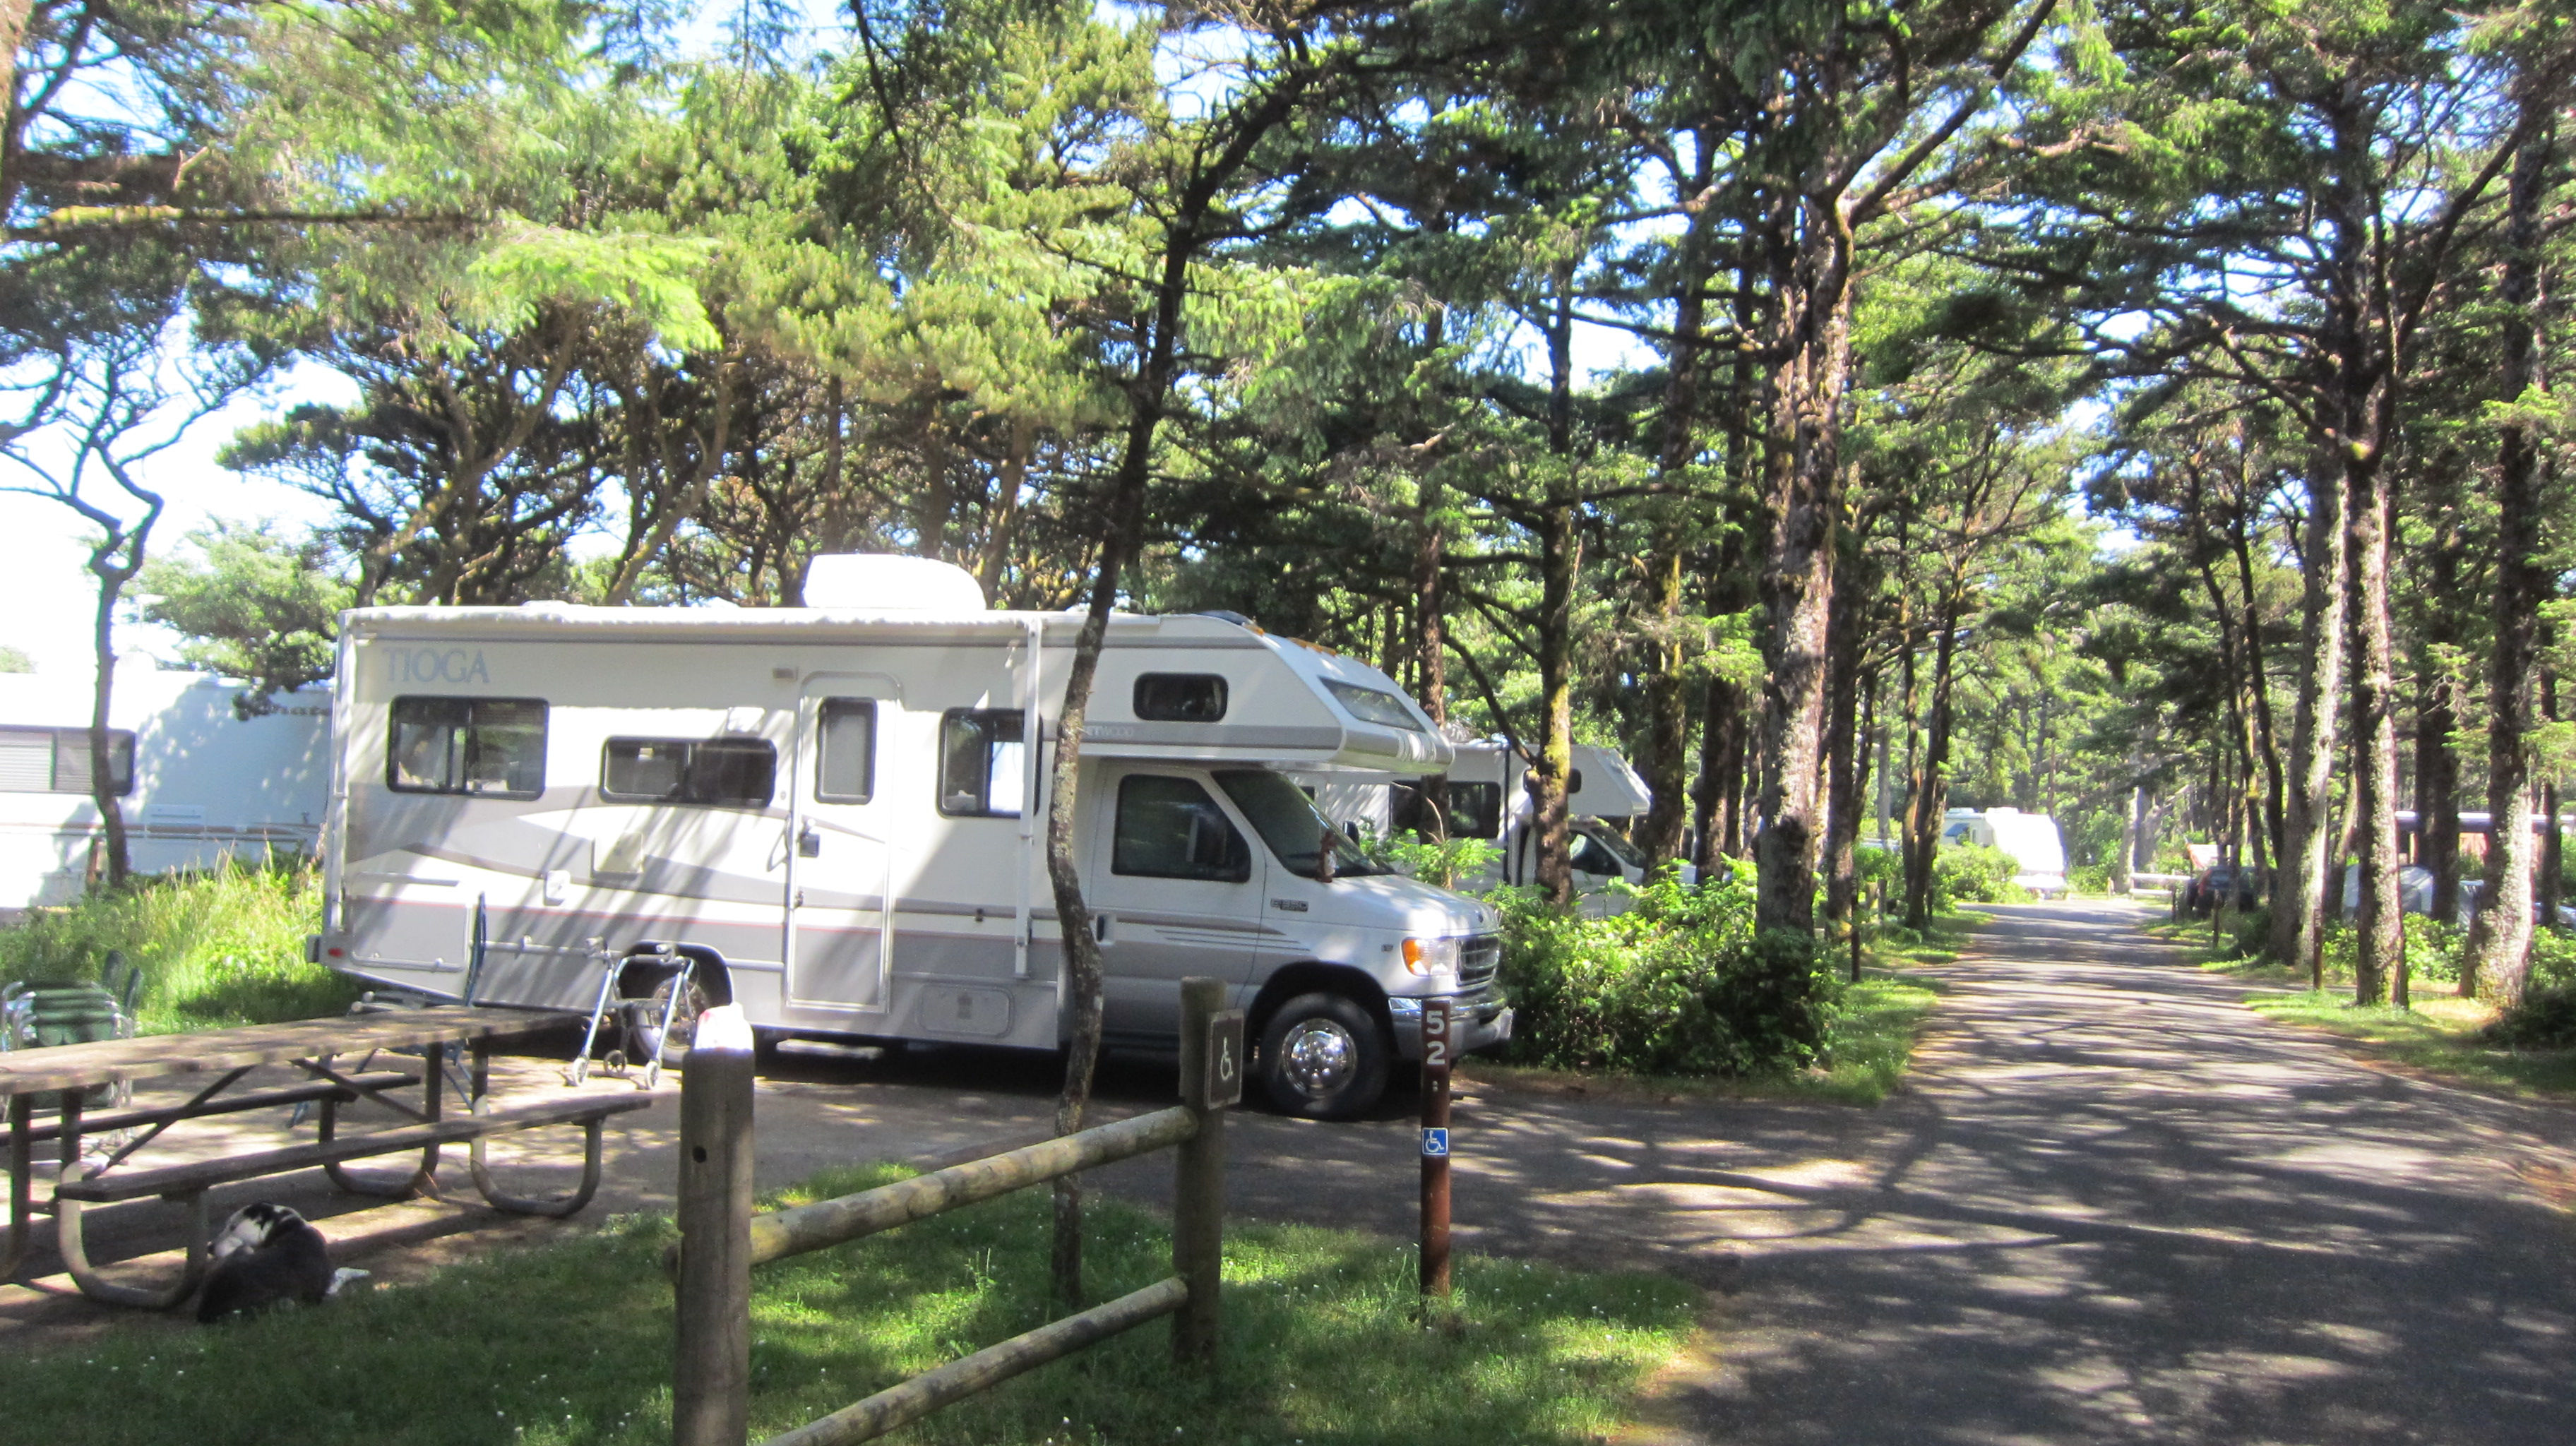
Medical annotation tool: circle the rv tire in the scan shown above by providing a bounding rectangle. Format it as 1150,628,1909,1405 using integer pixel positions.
1257,991,1388,1121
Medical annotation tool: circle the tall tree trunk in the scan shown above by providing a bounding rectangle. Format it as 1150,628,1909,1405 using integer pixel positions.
1638,192,1717,870
2348,462,2402,1005
85,539,141,889
1690,674,1727,871
2465,101,2553,1003
1752,198,1853,940
2269,458,2351,984
1530,264,1580,909
977,416,1034,600
917,401,952,563
1820,550,1868,936
1903,579,1964,928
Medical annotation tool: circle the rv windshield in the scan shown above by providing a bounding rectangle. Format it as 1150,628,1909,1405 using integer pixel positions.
1212,770,1388,879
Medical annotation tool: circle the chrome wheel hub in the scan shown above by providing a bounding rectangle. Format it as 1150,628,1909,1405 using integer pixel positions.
1279,1018,1358,1097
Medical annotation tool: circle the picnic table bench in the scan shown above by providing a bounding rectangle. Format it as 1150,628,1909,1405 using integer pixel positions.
3,1006,653,1309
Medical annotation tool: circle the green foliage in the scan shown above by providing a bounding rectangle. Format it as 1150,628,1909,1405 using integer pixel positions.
1494,874,1841,1076
0,861,352,1032
1363,830,1501,890
0,1166,1697,1446
136,520,352,715
0,645,31,673
2067,863,2111,894
1933,844,2029,907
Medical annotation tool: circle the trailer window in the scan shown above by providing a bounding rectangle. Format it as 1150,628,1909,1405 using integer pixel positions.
939,709,1025,818
1445,782,1502,840
815,699,876,804
602,737,777,807
0,727,134,796
388,698,547,799
1323,679,1424,732
1114,775,1251,883
1133,674,1228,722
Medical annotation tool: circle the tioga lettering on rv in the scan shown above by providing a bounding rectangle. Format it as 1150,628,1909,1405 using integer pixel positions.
388,649,491,686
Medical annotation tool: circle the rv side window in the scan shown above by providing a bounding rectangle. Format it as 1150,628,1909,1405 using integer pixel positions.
939,709,1025,818
602,737,777,807
1113,775,1252,883
388,698,547,799
1445,782,1502,839
0,727,135,796
815,699,876,804
1133,674,1228,722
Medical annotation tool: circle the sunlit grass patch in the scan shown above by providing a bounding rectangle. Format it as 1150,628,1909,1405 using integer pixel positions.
2245,989,2576,1098
0,1166,1700,1446
0,859,354,1031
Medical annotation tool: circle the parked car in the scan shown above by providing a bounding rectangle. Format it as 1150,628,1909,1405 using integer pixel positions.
2185,864,2265,916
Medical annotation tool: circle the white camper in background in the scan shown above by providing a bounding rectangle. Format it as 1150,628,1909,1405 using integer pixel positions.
0,666,330,916
1303,740,1686,909
312,556,1509,1118
1940,806,2069,899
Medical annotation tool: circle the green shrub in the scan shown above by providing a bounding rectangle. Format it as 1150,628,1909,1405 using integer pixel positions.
2066,863,2111,895
1493,873,1840,1076
2484,986,2576,1050
2529,928,2576,993
1363,830,1501,890
1933,843,2028,907
0,861,354,1032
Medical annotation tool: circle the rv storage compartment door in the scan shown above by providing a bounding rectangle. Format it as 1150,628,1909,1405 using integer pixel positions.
1089,768,1265,1041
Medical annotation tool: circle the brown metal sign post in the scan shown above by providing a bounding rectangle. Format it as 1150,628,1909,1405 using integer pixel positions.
1419,997,1452,1298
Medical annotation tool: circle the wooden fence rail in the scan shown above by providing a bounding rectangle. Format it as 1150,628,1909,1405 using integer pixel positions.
672,978,1244,1446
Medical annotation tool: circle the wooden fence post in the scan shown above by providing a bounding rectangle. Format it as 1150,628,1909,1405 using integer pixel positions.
1172,977,1228,1366
674,1004,757,1446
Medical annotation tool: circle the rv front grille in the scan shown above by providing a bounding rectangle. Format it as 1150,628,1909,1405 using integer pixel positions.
1459,933,1502,988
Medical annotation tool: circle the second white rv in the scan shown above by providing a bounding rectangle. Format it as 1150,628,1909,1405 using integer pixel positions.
311,556,1510,1117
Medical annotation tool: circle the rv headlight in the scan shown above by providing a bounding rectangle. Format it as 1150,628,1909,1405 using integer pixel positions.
1401,936,1462,976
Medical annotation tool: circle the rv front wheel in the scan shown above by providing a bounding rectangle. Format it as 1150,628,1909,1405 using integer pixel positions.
1258,992,1388,1121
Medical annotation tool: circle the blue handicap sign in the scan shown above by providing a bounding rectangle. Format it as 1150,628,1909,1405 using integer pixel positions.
1420,1127,1450,1158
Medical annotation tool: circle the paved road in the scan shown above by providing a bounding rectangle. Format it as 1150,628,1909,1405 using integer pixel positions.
10,900,2576,1446
1618,900,2576,1446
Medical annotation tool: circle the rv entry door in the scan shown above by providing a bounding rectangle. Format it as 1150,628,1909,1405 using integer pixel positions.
1088,767,1265,1041
782,690,897,1013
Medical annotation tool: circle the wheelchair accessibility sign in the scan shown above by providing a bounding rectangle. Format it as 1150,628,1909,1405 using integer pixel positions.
1420,1127,1450,1158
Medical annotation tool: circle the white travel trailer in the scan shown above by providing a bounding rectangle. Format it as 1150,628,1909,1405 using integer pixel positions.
0,666,329,916
311,556,1510,1117
1940,806,2069,899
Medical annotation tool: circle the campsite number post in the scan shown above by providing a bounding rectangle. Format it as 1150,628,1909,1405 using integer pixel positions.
1175,979,1244,1365
1419,998,1453,1298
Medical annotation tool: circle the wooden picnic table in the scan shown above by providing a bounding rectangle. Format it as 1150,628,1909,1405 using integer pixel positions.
1,1005,650,1309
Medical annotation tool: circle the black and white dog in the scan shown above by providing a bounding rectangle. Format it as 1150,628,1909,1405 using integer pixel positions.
196,1203,334,1323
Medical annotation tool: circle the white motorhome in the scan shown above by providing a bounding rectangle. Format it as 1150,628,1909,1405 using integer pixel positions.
1940,806,2069,899
1301,740,1683,909
0,666,329,915
311,556,1510,1118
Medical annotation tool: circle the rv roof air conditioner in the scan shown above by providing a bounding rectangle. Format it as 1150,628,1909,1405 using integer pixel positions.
801,554,989,614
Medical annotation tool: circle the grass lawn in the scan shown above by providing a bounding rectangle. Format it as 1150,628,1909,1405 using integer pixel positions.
2137,908,2576,1099
2241,990,2576,1098
0,1166,1700,1446
1460,910,1976,1109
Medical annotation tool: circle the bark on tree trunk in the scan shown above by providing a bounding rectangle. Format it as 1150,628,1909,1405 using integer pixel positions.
1638,195,1715,871
1752,202,1853,940
1820,551,1867,936
2269,459,2351,983
2464,102,2553,1003
917,402,952,563
1903,579,1964,929
1528,265,1580,909
978,415,1034,600
2348,459,2403,1005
